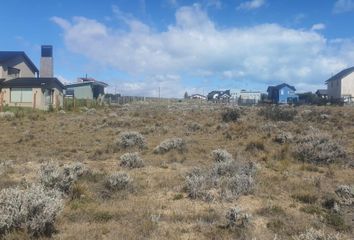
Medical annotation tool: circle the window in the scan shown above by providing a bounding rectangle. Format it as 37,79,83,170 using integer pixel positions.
10,88,32,103
7,67,20,78
331,82,333,88
280,90,284,95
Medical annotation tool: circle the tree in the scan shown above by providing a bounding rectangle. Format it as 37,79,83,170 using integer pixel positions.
184,92,189,99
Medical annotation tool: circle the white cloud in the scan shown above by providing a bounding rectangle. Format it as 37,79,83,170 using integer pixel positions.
333,0,354,13
237,0,266,10
311,23,326,31
52,4,354,97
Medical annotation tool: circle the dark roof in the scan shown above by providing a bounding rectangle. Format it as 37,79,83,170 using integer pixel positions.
0,51,39,73
315,89,327,95
0,77,64,90
65,81,108,88
325,67,354,83
267,83,296,92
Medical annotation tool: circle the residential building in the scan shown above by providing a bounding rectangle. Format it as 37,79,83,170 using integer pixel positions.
207,90,231,102
65,77,108,100
238,90,262,105
0,45,64,110
267,83,298,104
189,94,206,100
315,89,328,99
326,67,354,103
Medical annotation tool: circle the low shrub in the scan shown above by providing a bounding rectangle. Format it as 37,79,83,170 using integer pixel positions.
245,141,265,152
221,108,241,122
292,193,318,204
185,158,257,201
225,207,251,228
293,228,341,240
39,161,88,194
105,172,132,191
116,131,146,150
153,138,187,154
259,106,297,121
274,131,293,144
0,185,63,237
293,128,346,164
211,149,233,162
120,152,145,169
187,122,202,132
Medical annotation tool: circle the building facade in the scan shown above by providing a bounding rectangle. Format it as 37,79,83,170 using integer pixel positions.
0,46,64,110
267,83,298,104
326,67,354,103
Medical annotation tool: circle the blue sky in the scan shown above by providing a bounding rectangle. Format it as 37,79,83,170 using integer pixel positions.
1,0,354,97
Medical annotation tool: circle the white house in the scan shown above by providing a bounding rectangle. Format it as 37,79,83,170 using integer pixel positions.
326,67,354,103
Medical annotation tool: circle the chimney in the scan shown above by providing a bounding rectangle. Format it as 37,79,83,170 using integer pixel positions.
40,45,53,78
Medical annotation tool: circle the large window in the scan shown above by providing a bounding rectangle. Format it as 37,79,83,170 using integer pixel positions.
7,67,20,78
10,88,32,103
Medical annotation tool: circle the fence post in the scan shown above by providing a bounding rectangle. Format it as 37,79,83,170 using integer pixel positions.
0,91,3,112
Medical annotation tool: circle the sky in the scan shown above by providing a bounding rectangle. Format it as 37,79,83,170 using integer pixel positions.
1,0,354,97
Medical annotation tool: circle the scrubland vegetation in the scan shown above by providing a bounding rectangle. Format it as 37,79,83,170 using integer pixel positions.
0,102,353,239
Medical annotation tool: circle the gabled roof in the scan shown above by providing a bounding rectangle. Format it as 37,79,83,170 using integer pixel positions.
0,51,39,73
267,83,296,92
1,77,64,90
325,67,354,83
65,80,108,88
315,89,327,95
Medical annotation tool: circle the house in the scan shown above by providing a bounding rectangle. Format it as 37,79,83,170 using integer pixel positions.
0,46,64,110
326,67,354,103
207,90,231,102
65,77,108,100
238,90,262,105
267,83,299,104
315,89,328,99
189,94,206,100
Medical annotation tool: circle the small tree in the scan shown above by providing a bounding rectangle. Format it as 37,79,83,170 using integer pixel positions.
184,92,189,99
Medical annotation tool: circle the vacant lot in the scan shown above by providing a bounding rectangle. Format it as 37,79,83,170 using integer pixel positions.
0,102,353,240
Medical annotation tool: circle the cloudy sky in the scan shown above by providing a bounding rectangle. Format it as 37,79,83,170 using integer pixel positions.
1,0,354,97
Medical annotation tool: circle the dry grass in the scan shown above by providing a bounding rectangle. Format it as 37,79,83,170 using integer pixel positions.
0,102,353,239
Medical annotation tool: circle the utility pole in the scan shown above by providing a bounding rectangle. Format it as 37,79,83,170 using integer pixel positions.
158,86,160,99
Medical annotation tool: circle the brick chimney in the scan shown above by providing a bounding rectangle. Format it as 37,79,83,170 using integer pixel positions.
40,45,53,78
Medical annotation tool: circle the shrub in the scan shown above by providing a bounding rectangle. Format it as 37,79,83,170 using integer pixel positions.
259,106,297,121
293,128,346,164
0,160,13,176
187,122,202,132
117,131,146,149
185,159,257,201
335,185,354,205
211,149,233,162
0,111,15,120
292,193,318,204
221,108,241,122
0,185,63,236
245,141,265,152
225,207,251,228
274,131,293,144
105,172,132,191
39,161,87,194
185,168,209,200
120,152,145,169
153,138,187,154
292,228,341,240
